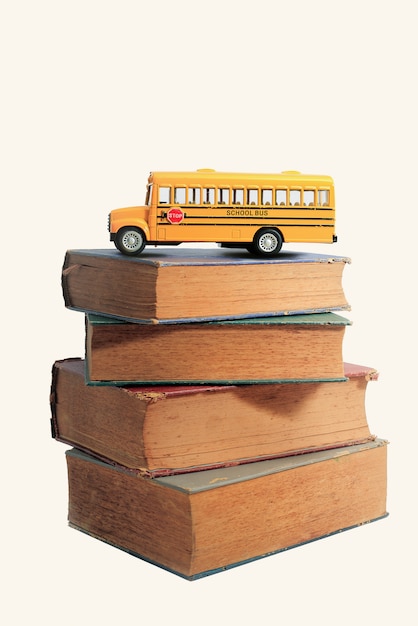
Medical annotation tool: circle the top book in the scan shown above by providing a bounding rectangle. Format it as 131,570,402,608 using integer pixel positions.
62,248,350,324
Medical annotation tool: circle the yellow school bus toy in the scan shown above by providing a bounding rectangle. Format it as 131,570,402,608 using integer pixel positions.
108,169,337,256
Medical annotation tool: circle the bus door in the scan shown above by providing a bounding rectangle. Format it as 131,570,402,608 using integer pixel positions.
156,184,213,241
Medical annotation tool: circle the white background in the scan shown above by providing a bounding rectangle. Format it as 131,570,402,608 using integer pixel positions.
2,1,416,623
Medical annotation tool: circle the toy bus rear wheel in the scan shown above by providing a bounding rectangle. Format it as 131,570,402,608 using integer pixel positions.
115,227,146,255
253,228,283,256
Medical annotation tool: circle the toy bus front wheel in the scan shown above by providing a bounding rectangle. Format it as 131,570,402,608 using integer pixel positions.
252,228,283,256
115,227,146,255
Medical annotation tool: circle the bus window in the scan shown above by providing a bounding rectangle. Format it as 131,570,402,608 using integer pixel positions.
304,189,315,206
218,188,229,205
159,186,171,204
174,187,186,204
188,187,201,204
290,189,301,206
275,189,286,205
261,189,273,205
146,184,153,206
318,189,330,206
247,189,258,205
232,189,243,204
203,188,215,204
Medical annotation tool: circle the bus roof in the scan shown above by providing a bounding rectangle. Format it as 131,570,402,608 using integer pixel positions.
148,170,334,187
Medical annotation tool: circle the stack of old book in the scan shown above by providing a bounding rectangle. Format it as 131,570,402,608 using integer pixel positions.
51,247,388,580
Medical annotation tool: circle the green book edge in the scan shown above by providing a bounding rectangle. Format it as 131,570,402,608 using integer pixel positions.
87,311,352,327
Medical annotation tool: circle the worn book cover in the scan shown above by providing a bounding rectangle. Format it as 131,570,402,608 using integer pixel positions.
85,311,351,385
62,248,350,323
66,439,388,579
51,358,377,475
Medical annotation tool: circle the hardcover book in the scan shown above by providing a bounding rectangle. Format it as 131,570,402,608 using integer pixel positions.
51,358,377,475
85,312,351,385
66,439,388,580
62,248,350,323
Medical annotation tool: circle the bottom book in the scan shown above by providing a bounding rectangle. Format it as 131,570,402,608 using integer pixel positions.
66,439,388,580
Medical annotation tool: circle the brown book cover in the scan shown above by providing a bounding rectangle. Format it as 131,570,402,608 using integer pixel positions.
66,439,388,580
85,312,350,385
51,358,377,475
62,248,350,324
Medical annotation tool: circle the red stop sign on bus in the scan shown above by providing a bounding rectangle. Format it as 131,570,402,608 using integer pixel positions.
167,208,184,224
